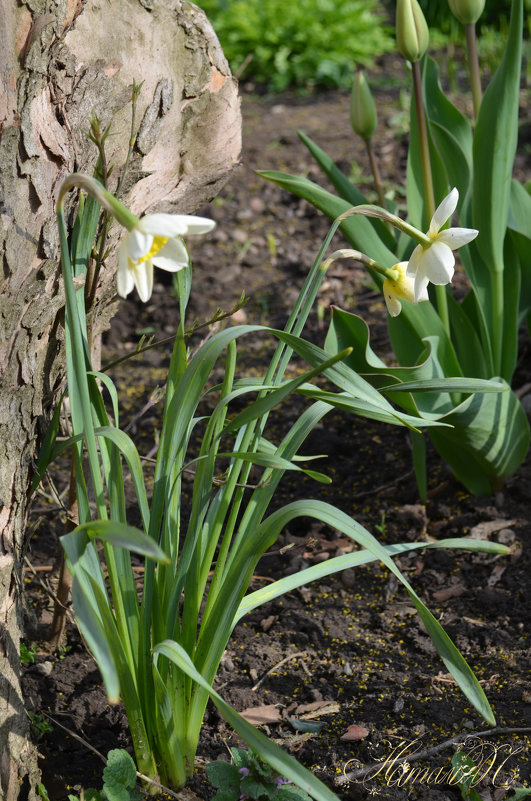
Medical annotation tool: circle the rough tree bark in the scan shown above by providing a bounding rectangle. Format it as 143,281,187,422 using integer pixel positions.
0,1,241,798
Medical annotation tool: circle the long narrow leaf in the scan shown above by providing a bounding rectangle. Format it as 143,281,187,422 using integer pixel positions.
153,642,340,801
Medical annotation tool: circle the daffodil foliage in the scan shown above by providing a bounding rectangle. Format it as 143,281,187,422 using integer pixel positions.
43,175,513,797
259,0,529,495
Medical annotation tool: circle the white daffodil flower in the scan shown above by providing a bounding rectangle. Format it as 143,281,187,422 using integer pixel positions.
406,188,478,302
117,213,215,302
383,261,429,317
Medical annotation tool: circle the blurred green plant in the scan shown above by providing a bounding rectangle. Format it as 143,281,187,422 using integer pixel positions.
195,0,393,90
20,642,37,664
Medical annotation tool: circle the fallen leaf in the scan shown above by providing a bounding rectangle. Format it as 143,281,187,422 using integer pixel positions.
469,519,516,540
340,724,369,741
240,705,282,725
295,700,338,716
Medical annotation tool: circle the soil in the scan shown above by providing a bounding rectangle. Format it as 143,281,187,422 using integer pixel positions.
23,76,531,801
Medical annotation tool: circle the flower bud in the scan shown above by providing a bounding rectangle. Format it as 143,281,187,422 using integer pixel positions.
396,0,429,62
448,0,485,25
350,72,377,141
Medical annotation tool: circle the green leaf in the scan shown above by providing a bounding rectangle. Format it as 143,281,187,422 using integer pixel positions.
422,58,473,210
218,451,331,484
429,382,530,495
206,761,241,792
102,749,138,801
153,642,341,801
235,538,508,624
472,0,522,272
286,718,324,733
74,520,169,563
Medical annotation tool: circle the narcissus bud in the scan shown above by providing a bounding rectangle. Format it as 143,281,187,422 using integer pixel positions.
396,0,429,62
448,0,485,25
350,72,377,141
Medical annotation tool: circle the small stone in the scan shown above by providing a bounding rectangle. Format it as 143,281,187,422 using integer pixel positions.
34,661,53,677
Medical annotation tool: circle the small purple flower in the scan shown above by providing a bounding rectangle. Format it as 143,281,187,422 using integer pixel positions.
276,777,292,788
239,767,250,778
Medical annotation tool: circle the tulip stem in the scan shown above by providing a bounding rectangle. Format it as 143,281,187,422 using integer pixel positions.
412,60,450,336
365,139,387,211
464,23,482,121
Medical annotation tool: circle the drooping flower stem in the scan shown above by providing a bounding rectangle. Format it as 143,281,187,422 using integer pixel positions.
464,22,482,120
411,60,450,336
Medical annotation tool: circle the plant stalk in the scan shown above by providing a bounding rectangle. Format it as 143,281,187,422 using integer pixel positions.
412,60,450,337
464,22,482,121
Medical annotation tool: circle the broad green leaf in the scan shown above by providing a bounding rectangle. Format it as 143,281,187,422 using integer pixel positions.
422,58,472,210
430,381,530,495
472,0,522,272
153,642,340,801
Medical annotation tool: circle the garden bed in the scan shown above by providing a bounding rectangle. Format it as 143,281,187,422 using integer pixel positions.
23,82,531,801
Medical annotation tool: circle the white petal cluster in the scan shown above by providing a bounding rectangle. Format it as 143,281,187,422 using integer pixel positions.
117,213,215,302
407,188,478,302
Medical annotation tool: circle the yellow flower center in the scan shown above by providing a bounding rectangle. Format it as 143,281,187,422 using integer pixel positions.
134,235,169,266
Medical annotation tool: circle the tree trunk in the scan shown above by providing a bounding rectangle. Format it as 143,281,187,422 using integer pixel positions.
0,1,240,797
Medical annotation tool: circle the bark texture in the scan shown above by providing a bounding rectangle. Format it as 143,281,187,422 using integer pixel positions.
0,2,241,797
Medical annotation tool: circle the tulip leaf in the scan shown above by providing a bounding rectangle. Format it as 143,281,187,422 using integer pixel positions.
422,58,473,211
430,380,529,495
472,0,522,273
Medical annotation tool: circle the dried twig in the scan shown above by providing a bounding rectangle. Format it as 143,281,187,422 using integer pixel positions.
252,651,307,691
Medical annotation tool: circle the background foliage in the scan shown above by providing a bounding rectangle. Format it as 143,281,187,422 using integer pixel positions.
195,0,393,90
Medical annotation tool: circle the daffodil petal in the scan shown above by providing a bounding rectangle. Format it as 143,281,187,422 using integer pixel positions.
422,241,455,284
428,188,459,236
437,227,478,248
127,228,153,263
180,216,216,235
133,261,153,303
138,214,190,237
152,237,189,270
138,213,215,237
406,244,423,278
117,245,135,298
414,271,430,303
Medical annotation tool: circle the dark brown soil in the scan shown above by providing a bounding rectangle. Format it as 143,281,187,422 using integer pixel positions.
23,84,531,801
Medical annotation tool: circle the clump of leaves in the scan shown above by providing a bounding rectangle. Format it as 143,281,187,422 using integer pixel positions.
28,712,53,739
207,748,313,801
20,642,38,664
66,750,141,801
